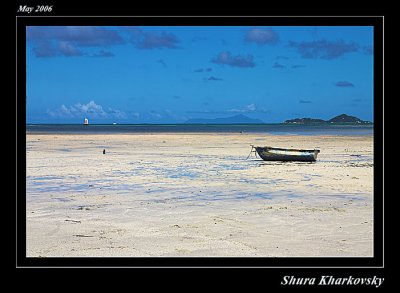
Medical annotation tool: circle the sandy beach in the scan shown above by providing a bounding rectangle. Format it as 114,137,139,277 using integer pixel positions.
26,133,374,257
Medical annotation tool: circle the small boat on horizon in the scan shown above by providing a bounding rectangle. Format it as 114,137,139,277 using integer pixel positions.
250,145,320,162
83,118,89,125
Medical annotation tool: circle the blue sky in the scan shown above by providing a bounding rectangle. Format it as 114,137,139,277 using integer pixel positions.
26,26,374,123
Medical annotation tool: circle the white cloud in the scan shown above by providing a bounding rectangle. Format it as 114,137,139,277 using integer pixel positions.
59,104,73,116
47,100,126,119
245,28,279,45
187,103,269,115
228,103,257,113
149,111,162,119
107,107,127,119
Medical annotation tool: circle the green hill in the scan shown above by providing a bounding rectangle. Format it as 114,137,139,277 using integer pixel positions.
284,114,372,124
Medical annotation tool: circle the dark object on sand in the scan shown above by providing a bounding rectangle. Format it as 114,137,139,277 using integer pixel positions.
248,145,320,162
103,149,105,154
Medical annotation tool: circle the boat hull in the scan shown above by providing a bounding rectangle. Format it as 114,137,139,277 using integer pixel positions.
254,147,320,162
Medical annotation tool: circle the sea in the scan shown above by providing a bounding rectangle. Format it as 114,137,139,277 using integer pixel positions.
26,123,374,136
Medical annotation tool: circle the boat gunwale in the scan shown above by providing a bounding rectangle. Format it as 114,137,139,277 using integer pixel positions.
254,146,320,153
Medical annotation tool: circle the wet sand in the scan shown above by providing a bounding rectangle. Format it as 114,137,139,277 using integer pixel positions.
26,133,374,257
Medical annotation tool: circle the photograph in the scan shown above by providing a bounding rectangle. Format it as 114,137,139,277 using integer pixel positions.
14,10,385,279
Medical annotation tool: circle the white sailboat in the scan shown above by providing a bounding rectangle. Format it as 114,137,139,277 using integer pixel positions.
84,118,89,125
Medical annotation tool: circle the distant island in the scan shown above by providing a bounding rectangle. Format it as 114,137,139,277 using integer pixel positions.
184,113,372,125
284,114,372,124
185,114,264,124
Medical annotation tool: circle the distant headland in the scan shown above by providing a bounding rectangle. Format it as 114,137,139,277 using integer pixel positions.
284,114,372,124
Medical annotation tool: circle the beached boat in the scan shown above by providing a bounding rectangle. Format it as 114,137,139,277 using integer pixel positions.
83,118,89,125
251,146,320,162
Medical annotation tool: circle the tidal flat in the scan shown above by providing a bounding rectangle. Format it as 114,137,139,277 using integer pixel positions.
26,133,374,257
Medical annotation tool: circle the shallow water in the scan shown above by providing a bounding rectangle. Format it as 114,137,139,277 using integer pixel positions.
26,123,374,136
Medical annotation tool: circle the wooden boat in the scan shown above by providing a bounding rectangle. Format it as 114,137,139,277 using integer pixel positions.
251,145,320,162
